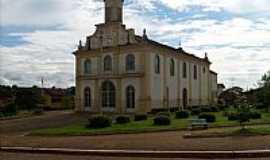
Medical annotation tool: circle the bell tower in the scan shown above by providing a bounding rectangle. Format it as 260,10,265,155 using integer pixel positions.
104,0,124,24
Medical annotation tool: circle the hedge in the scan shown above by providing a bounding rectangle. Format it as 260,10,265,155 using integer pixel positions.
115,115,130,124
198,113,216,123
175,110,189,119
153,115,171,126
134,114,148,121
191,108,201,115
87,116,111,129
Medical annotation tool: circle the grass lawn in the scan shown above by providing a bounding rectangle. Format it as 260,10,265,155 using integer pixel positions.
30,112,270,136
184,125,270,139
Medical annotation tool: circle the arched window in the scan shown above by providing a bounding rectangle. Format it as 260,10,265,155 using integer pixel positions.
84,59,91,74
155,55,160,74
183,62,187,78
104,55,112,71
203,67,206,73
126,54,135,71
84,87,91,107
194,65,197,80
126,85,135,109
101,81,115,108
170,59,175,76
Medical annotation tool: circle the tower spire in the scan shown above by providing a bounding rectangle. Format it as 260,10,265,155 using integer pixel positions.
104,0,124,24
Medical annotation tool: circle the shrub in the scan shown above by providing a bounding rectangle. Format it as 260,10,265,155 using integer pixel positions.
191,108,201,115
255,103,267,110
32,108,44,115
210,106,219,112
223,111,229,117
87,116,111,129
2,103,17,117
249,112,261,119
175,110,189,119
153,115,171,126
0,112,4,118
191,106,200,109
201,107,211,112
218,105,227,111
198,113,216,123
134,114,148,121
169,107,178,112
227,109,261,121
157,112,171,117
227,113,239,121
115,115,130,124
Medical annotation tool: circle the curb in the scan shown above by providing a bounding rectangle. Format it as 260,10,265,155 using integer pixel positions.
1,147,270,159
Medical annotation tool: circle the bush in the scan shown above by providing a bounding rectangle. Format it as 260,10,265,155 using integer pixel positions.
227,111,261,121
191,106,200,109
0,112,4,118
87,116,111,129
153,115,171,126
210,106,219,112
198,113,216,123
33,108,44,115
255,103,267,110
175,110,189,119
2,103,17,117
134,114,148,121
249,112,261,119
218,105,228,111
201,107,211,112
169,107,178,112
115,116,130,124
227,113,239,121
191,108,201,115
157,112,171,117
223,111,229,117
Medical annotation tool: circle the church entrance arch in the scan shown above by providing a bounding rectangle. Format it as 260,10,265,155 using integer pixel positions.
101,81,116,108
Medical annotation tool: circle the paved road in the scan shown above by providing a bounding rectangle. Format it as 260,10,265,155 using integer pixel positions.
2,152,270,160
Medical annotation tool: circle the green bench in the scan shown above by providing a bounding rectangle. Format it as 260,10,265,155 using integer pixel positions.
188,119,208,130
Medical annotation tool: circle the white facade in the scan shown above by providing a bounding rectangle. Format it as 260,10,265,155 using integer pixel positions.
73,0,218,114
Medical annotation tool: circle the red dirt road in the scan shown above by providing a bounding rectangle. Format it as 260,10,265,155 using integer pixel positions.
1,130,270,151
2,152,270,160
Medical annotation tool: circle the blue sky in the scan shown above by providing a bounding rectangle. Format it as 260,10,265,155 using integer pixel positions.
0,0,270,89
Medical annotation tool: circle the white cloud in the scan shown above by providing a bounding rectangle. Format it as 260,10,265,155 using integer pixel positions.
1,0,270,89
1,0,104,28
0,31,77,87
159,0,270,14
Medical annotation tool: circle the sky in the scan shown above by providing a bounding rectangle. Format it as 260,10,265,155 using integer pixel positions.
0,0,270,89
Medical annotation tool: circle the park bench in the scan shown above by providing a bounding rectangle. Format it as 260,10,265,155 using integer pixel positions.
188,118,208,130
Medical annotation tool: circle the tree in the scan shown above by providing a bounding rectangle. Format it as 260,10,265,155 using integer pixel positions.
15,88,41,110
236,104,252,131
61,96,74,109
219,87,245,107
256,71,270,111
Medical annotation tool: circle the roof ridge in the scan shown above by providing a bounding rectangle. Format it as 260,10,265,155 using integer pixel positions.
135,35,211,63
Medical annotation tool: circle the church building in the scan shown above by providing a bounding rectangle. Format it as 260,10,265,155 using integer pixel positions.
73,0,218,113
